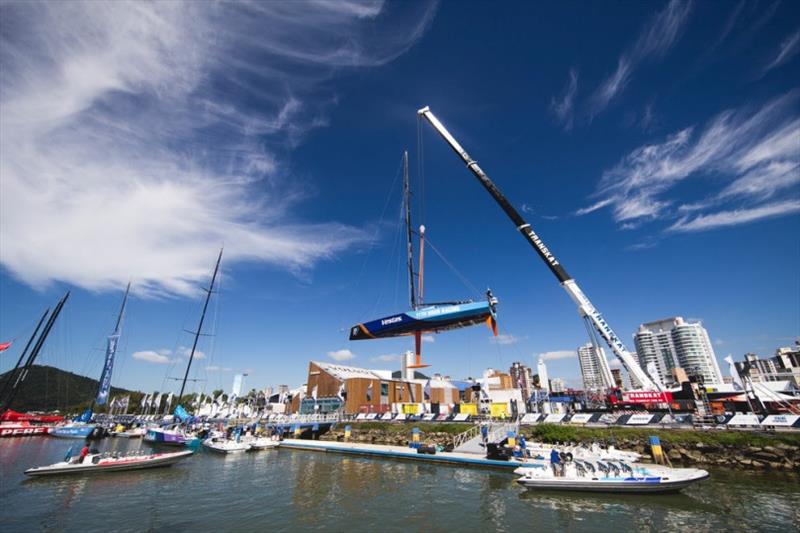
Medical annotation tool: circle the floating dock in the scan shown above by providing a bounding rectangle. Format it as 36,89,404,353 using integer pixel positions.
278,439,545,471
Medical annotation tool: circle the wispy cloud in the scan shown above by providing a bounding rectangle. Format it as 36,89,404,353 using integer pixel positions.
370,354,401,363
551,68,578,130
538,350,576,361
132,350,176,364
668,200,800,233
762,29,800,74
579,91,800,232
591,0,692,115
491,334,520,345
0,1,437,297
205,365,233,372
327,349,356,362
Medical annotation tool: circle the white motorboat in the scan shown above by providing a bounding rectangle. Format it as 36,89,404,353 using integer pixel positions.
245,436,280,451
514,460,709,493
25,450,194,477
202,437,251,454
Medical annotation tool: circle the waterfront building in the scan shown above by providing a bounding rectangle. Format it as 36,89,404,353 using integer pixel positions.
634,317,723,386
537,358,550,394
509,361,534,402
304,361,424,415
735,343,800,387
231,374,244,397
577,343,614,392
550,378,566,393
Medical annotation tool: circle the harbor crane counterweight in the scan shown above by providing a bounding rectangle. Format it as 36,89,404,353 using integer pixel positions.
417,106,657,391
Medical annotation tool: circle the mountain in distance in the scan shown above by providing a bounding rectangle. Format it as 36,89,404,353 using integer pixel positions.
0,365,145,414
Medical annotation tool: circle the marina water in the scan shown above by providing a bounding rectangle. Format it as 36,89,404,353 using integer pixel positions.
1,438,797,532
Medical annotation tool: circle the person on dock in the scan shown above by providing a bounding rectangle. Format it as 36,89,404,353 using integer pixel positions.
550,448,561,477
480,425,488,446
519,434,528,460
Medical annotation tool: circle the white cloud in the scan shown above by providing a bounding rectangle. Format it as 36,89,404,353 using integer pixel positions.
581,91,800,232
422,335,435,343
668,200,800,233
491,334,519,345
178,346,205,360
550,68,578,130
591,0,691,115
132,350,175,364
763,29,800,74
371,354,401,362
608,358,622,368
538,350,576,361
0,1,437,297
205,365,232,372
327,349,355,361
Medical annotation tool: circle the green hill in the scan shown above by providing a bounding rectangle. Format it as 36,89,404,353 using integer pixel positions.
0,364,145,415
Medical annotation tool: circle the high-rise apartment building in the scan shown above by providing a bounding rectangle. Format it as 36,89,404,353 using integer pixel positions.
634,317,723,385
550,378,566,393
577,343,614,392
509,362,534,402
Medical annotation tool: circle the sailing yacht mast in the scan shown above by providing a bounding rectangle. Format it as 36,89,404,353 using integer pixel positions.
178,248,223,401
403,150,417,311
93,281,131,409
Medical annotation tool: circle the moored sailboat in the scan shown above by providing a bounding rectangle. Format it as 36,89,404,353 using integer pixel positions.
145,249,222,448
50,284,130,439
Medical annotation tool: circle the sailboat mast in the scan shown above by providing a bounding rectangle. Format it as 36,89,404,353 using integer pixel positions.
2,292,70,412
93,282,131,406
0,308,49,409
403,151,417,310
178,248,223,400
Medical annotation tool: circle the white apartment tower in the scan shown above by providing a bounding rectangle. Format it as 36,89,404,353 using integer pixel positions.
634,317,723,385
577,343,614,392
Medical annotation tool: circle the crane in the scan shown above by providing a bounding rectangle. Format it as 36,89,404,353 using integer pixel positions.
417,106,657,391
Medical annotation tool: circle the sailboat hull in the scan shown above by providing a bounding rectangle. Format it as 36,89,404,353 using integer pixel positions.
349,301,494,340
50,424,97,439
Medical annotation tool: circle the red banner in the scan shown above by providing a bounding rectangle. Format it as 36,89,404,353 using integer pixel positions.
0,341,12,352
623,391,673,403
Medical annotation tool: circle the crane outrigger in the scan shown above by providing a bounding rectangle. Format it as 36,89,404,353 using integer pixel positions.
417,106,657,391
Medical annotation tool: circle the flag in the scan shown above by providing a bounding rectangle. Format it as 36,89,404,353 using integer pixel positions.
173,404,189,422
312,385,318,401
95,333,120,406
366,382,372,402
165,392,174,409
154,392,163,409
140,394,149,408
423,380,431,401
119,396,130,409
0,341,12,352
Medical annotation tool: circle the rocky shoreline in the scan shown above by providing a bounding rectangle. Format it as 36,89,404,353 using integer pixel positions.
320,423,800,472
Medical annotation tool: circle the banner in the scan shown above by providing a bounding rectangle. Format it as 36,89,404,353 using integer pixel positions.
95,334,120,405
727,413,761,426
543,414,565,423
569,413,594,424
623,391,672,403
760,414,799,427
627,414,655,425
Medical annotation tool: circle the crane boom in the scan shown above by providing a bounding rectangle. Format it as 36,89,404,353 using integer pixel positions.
417,106,657,391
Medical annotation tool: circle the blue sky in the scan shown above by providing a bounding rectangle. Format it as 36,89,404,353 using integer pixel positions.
1,1,798,395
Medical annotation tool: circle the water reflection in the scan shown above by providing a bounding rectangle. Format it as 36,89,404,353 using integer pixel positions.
2,438,799,532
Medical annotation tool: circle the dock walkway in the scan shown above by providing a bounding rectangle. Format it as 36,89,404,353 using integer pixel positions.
278,439,545,471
